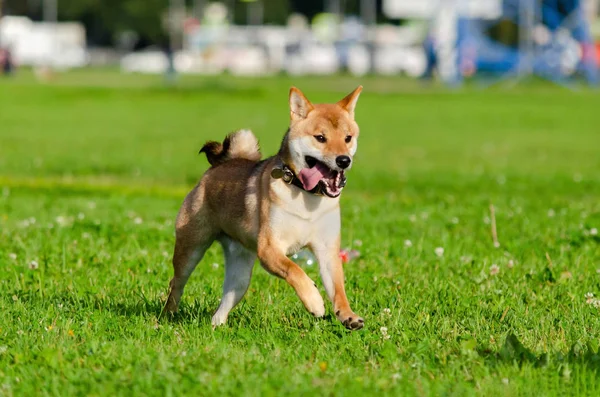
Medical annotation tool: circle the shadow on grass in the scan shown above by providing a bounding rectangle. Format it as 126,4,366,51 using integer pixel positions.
474,333,600,372
7,291,216,324
104,294,218,324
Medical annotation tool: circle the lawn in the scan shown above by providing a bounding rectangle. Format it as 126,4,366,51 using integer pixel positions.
1,70,600,396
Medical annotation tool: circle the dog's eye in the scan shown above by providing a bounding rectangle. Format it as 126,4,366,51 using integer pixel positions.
345,135,352,143
314,135,326,143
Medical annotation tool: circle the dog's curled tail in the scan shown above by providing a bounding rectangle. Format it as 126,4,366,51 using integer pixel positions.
199,129,261,166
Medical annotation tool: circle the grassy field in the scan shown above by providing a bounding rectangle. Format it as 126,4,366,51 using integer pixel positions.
1,70,600,396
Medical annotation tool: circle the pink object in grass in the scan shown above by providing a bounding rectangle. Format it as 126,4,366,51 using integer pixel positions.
340,249,360,264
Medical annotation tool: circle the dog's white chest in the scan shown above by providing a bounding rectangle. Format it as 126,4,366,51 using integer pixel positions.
269,183,340,255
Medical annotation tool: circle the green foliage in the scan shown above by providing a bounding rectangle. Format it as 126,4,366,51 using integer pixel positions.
0,71,599,395
57,0,169,44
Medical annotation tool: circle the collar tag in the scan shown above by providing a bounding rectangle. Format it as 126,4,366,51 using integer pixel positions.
271,167,294,184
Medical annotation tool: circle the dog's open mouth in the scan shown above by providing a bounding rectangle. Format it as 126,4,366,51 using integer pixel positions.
298,156,346,198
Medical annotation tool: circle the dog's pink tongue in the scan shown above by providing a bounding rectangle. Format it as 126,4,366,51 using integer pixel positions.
298,163,329,190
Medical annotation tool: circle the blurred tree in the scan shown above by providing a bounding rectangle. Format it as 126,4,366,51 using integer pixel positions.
232,0,289,25
3,0,30,16
58,0,169,46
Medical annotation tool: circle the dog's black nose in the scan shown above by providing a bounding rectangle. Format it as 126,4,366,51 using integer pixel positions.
336,156,351,169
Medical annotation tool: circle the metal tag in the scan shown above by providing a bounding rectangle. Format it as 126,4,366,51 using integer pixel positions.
271,168,285,179
272,167,295,184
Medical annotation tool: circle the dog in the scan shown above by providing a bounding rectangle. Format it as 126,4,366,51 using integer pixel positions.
164,86,364,330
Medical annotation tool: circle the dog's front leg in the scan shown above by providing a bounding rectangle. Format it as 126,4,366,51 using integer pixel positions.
257,243,325,317
310,213,364,330
311,243,364,330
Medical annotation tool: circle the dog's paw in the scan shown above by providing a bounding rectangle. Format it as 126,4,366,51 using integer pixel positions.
301,282,325,318
162,298,179,316
307,293,326,318
336,310,364,330
211,313,228,328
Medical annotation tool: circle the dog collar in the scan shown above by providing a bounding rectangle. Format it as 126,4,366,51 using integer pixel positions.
270,164,346,196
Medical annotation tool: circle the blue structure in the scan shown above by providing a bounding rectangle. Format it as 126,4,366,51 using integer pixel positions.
424,0,598,85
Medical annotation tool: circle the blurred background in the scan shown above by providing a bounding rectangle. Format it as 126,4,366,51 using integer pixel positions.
0,0,599,85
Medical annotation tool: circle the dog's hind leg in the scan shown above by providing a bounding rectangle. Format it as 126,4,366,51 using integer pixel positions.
212,237,256,327
165,220,215,314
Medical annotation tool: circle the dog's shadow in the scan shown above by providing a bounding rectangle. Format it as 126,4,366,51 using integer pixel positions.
12,291,216,324
107,295,217,324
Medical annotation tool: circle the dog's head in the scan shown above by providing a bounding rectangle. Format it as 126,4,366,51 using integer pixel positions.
283,86,362,198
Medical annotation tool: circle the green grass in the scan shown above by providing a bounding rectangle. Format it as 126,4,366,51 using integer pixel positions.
1,69,600,396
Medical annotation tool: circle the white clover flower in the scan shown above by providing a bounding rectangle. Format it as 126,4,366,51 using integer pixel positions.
507,260,514,269
585,292,594,304
133,217,143,225
383,308,391,315
490,264,500,276
8,253,17,260
435,247,444,257
591,228,598,236
29,260,39,270
380,326,389,339
404,239,412,248
547,209,555,218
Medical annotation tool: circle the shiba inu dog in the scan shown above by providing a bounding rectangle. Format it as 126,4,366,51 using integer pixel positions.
164,86,364,330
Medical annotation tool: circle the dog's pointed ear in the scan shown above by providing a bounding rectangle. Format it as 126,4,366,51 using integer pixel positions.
289,87,314,121
337,85,363,118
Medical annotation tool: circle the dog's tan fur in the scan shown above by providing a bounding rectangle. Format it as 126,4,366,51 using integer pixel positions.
165,86,364,330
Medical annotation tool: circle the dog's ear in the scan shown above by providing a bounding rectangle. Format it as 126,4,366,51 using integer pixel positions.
337,85,363,118
289,87,314,121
